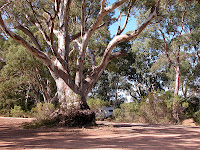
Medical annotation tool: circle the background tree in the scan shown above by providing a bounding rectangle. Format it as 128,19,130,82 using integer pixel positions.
134,0,200,123
0,37,56,115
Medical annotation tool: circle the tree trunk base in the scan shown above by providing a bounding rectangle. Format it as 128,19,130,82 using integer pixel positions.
173,98,181,124
49,104,96,127
54,109,96,127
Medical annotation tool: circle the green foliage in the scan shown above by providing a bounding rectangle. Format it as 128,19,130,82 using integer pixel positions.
134,0,200,99
194,110,200,124
139,91,175,124
31,103,55,120
114,91,187,124
0,37,56,114
113,102,140,122
90,72,110,101
87,98,109,113
10,106,26,118
184,96,200,122
113,91,200,125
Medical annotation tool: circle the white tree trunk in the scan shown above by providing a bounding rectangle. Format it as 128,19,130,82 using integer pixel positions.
174,66,180,96
50,59,89,110
173,66,180,123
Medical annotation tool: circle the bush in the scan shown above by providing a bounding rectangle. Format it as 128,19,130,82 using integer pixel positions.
139,91,177,124
113,91,197,124
113,102,140,122
113,108,124,122
114,91,177,124
139,101,173,124
31,102,55,120
10,105,26,117
0,108,10,117
99,90,200,125
184,97,200,118
194,110,200,124
87,98,109,113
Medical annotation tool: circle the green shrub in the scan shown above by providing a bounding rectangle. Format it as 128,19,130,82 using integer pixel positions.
10,105,26,117
139,101,173,124
184,97,200,119
31,102,55,120
114,91,177,124
113,102,140,122
194,110,200,124
0,108,10,117
113,108,124,122
104,91,199,125
139,92,175,124
87,98,109,113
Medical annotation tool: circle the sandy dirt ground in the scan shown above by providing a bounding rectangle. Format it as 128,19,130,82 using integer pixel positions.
0,117,200,150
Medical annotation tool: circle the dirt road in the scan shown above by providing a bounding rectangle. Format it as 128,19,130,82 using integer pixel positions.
0,117,200,150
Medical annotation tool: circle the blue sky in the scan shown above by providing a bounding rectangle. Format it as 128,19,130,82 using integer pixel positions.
108,0,137,37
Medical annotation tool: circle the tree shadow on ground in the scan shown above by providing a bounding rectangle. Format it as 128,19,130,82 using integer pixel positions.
0,121,200,150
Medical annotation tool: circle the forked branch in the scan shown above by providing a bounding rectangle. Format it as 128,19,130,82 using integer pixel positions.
84,1,160,95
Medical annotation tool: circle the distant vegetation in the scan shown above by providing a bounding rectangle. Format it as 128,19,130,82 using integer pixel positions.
114,91,200,125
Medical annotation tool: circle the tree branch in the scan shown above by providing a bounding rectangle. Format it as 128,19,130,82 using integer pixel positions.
0,13,53,70
15,25,42,51
75,0,128,92
116,1,135,35
116,9,122,35
24,7,68,72
1,1,69,73
84,1,160,95
194,44,200,63
3,4,43,52
0,2,12,12
159,28,176,69
104,0,127,13
26,2,52,48
57,0,71,73
70,15,120,41
108,52,127,61
81,0,86,38
86,47,96,69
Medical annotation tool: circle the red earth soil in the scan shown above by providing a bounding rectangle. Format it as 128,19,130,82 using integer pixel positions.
0,117,200,150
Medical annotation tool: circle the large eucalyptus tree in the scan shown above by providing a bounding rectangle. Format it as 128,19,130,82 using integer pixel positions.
0,0,159,124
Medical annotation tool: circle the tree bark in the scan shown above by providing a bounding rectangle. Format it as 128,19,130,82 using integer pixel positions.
114,78,119,108
174,66,180,96
54,77,89,109
173,66,180,123
49,70,95,127
47,60,95,126
194,45,200,63
49,59,89,109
